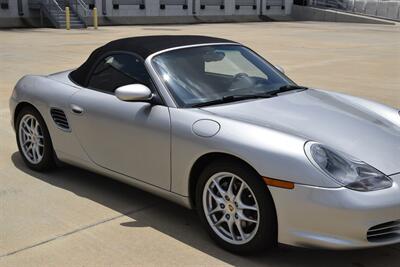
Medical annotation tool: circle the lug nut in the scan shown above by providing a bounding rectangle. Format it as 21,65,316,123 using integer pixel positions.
220,204,225,209
235,213,238,219
226,214,230,219
225,196,230,201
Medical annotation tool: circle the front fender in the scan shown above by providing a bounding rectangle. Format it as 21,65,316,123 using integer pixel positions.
169,108,340,197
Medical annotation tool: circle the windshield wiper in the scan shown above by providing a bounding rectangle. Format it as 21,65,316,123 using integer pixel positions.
191,85,307,108
191,94,272,108
266,85,308,96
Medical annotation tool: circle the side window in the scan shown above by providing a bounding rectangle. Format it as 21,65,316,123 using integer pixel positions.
87,53,151,93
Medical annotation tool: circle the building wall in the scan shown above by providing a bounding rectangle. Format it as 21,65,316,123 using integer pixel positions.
291,4,395,24
0,0,45,27
349,0,400,21
96,0,292,18
0,0,294,28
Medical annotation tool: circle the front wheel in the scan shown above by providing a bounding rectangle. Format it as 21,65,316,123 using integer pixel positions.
196,160,277,254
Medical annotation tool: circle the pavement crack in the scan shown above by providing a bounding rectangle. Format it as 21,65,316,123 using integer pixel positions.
0,203,156,259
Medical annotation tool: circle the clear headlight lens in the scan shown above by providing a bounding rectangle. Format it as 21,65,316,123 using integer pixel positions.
305,142,392,192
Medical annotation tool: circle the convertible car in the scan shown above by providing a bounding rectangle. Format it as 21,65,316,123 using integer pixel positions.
9,35,400,253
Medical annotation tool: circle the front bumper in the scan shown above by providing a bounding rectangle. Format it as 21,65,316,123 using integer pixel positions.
270,173,400,249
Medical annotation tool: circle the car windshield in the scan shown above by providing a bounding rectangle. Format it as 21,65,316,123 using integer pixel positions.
152,45,296,107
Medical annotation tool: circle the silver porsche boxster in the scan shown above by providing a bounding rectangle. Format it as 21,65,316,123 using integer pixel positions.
9,35,400,253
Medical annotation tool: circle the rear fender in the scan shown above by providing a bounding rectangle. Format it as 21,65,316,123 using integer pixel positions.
11,74,91,164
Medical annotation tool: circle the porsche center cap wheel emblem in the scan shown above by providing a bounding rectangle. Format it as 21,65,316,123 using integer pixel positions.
228,204,234,212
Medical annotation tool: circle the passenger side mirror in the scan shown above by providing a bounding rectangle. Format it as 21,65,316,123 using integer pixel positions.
275,65,285,74
115,84,153,102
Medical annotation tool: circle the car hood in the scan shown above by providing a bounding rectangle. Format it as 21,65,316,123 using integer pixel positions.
201,89,400,175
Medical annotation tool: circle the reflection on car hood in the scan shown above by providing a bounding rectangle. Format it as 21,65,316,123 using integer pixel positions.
201,89,400,175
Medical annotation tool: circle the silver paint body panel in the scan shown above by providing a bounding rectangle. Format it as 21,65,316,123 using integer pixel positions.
9,44,400,249
200,89,400,176
69,88,171,190
270,173,400,249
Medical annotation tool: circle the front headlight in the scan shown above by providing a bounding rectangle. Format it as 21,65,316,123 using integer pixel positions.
305,142,392,192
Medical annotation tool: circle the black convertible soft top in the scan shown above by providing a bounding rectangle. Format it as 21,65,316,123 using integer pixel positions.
70,35,236,86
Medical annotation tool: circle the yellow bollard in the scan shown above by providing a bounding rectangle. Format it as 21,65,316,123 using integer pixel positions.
93,7,98,30
65,7,70,30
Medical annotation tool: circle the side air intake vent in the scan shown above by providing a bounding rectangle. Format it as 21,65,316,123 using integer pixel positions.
50,108,70,131
367,220,400,242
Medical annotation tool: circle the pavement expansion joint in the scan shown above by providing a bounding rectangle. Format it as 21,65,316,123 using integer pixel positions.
0,203,157,258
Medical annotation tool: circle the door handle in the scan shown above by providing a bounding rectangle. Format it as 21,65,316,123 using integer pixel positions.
71,104,84,115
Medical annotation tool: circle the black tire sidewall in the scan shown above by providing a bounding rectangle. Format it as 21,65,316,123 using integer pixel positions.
195,159,277,254
16,106,55,171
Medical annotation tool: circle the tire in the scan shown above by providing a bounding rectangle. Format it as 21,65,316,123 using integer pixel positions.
16,106,56,171
196,159,277,254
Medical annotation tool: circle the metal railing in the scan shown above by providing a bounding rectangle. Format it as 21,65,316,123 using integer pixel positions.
70,0,90,20
75,0,89,12
44,0,65,12
39,0,65,28
306,0,400,21
307,0,349,9
29,0,89,28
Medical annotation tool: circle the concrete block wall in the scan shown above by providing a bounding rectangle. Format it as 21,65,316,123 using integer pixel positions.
234,0,260,16
262,0,292,16
376,1,388,17
365,1,378,15
354,0,367,13
0,0,43,27
0,0,26,18
88,0,292,25
195,0,231,17
99,0,266,17
194,0,262,17
105,0,192,17
349,0,400,21
291,5,395,24
386,1,400,19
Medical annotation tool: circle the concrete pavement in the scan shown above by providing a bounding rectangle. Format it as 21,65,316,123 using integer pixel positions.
0,22,399,266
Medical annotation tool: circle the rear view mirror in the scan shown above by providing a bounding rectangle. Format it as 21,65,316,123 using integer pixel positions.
203,51,225,62
115,84,153,102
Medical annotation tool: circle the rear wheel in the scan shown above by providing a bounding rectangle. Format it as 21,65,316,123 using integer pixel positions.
16,106,56,171
196,159,277,254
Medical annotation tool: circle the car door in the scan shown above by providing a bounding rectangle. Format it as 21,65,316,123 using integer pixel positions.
68,53,171,190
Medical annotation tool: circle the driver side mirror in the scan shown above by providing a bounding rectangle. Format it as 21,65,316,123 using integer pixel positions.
275,65,285,74
115,84,153,102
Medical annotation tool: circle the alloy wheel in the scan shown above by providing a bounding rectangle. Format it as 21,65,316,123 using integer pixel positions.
18,114,44,164
202,172,260,245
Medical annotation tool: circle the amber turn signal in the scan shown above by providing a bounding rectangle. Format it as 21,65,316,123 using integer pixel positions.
263,177,295,189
